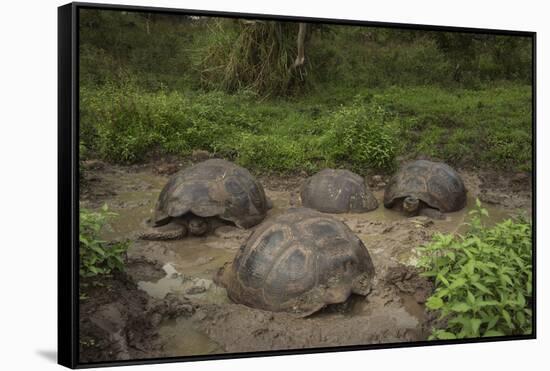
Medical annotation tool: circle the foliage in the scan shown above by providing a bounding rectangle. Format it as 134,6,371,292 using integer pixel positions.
322,97,398,172
79,205,129,280
375,85,533,171
80,9,532,93
198,20,308,96
418,200,532,339
80,82,531,173
78,10,533,173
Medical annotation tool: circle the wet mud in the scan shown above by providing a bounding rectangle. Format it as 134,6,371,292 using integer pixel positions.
79,161,531,360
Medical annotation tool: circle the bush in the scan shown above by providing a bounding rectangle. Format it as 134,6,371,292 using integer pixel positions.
418,200,532,339
80,83,531,174
322,98,398,172
79,205,129,280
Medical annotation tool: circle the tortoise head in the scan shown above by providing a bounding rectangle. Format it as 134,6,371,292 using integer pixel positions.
403,196,420,214
188,217,209,236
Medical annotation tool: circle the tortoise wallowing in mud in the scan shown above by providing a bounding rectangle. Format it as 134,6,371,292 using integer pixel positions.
300,169,378,213
383,160,467,219
216,208,375,316
140,159,271,240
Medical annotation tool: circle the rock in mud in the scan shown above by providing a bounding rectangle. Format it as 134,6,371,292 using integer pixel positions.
150,293,194,320
384,265,434,304
184,278,213,295
153,163,179,175
79,273,161,362
126,257,166,282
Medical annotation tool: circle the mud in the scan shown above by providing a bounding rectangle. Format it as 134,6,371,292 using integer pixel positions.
79,161,531,360
79,272,194,363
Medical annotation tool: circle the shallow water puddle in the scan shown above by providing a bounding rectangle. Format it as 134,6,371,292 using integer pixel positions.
158,317,225,356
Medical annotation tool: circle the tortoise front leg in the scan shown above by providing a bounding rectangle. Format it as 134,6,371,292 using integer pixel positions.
139,219,188,240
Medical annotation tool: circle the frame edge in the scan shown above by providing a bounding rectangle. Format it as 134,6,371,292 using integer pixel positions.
58,2,79,369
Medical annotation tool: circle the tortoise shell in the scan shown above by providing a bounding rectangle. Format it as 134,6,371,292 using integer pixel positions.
300,169,378,213
217,208,375,315
383,160,467,212
153,159,269,228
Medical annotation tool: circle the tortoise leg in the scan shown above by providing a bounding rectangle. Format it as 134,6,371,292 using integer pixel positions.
419,208,446,220
139,220,188,240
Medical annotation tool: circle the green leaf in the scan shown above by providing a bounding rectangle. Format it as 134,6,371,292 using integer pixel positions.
467,291,476,306
437,273,450,287
486,315,499,330
450,277,467,290
517,292,526,307
473,282,492,295
436,331,457,340
469,318,482,336
426,296,444,310
500,274,513,286
451,303,471,313
477,300,500,307
502,309,513,328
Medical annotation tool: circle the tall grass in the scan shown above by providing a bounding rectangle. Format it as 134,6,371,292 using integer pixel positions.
198,20,307,96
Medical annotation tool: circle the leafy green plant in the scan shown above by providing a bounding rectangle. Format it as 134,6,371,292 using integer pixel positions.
322,99,398,172
418,200,532,339
79,205,129,280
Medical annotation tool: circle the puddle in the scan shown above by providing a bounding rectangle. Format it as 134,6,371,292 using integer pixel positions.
338,191,512,234
158,317,224,357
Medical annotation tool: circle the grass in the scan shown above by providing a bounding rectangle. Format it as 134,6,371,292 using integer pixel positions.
78,10,533,174
80,82,532,174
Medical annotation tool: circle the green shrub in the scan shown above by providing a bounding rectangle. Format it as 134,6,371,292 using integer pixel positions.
79,205,129,280
322,99,398,172
232,133,326,173
418,200,532,339
80,82,531,174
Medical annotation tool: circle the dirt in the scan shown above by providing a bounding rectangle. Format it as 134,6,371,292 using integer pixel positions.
78,159,531,361
79,271,194,363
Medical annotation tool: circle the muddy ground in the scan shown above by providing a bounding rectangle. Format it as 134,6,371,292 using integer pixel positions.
78,157,531,362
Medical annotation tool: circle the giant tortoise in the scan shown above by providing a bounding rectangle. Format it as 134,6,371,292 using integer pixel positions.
216,208,375,315
383,160,467,219
140,159,271,240
300,169,378,213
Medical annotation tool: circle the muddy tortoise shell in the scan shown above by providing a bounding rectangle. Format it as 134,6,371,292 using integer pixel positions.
153,159,270,229
300,169,378,213
383,160,467,212
217,208,375,315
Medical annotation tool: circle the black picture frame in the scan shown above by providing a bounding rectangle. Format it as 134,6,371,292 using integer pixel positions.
58,2,537,368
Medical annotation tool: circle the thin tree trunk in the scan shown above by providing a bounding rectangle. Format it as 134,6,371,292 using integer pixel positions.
291,23,308,69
